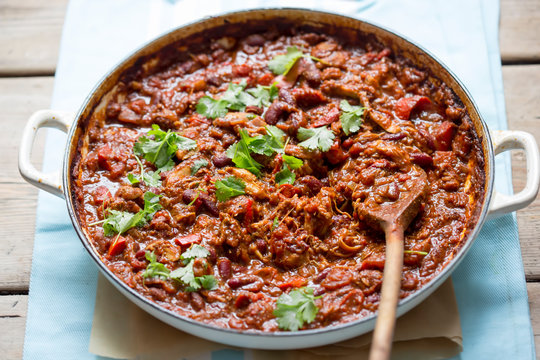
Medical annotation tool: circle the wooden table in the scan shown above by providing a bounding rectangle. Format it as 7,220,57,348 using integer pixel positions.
1,0,539,358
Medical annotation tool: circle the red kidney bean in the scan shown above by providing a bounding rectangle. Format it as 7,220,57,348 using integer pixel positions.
212,154,233,168
218,258,232,279
411,152,434,167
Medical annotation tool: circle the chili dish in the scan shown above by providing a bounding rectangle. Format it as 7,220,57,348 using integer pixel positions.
72,21,485,332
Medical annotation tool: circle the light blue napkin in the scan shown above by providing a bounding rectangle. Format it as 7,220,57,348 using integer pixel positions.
23,0,535,359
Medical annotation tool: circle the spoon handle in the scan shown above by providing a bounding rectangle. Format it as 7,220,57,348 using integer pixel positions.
368,227,404,360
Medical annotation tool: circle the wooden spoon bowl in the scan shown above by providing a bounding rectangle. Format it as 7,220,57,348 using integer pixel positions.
355,166,428,360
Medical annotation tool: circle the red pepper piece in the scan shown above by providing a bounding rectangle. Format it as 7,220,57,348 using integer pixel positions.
278,276,306,290
174,233,202,247
311,107,340,128
394,95,431,120
97,145,114,171
93,185,112,205
108,236,127,257
243,198,253,227
432,121,456,151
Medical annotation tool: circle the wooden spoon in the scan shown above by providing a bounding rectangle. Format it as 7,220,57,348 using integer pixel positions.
357,168,428,360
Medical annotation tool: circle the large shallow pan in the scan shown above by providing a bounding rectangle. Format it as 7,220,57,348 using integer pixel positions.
18,8,540,350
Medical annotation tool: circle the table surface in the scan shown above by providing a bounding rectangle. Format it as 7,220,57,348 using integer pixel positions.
1,0,539,358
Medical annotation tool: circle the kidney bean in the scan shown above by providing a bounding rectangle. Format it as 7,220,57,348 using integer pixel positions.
182,189,199,204
381,132,406,141
244,34,266,46
190,292,205,311
411,152,434,167
199,193,219,217
217,258,232,279
212,154,233,168
245,105,263,115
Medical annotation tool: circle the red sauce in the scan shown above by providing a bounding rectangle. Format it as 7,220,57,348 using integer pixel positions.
71,23,484,332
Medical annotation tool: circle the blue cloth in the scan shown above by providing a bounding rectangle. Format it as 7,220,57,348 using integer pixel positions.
23,0,535,359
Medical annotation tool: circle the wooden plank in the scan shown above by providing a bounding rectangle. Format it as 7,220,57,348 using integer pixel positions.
527,282,540,358
0,0,538,75
0,0,68,75
1,283,539,358
0,77,53,291
500,0,540,63
503,65,540,280
0,295,27,360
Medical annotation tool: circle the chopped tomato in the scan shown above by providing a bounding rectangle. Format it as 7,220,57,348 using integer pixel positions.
243,198,254,227
93,185,112,206
394,95,431,120
108,236,127,257
278,276,306,290
174,233,202,247
432,121,456,151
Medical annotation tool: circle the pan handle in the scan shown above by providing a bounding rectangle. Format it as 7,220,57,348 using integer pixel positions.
488,130,540,218
18,110,73,199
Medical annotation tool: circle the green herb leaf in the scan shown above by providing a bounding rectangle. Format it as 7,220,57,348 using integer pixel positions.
225,130,263,177
181,244,210,261
127,173,140,185
275,165,296,185
272,217,279,230
191,159,209,175
246,83,279,108
142,251,171,279
195,96,229,119
268,46,304,75
221,81,250,111
265,125,286,153
282,154,303,169
102,191,162,236
128,154,163,187
339,100,365,135
215,176,246,201
275,155,303,185
297,126,335,152
198,275,218,290
141,191,163,221
102,210,141,237
404,250,428,256
273,287,320,331
133,124,196,171
169,245,217,292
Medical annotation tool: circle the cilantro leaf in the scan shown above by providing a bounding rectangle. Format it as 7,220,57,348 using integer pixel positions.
215,176,246,201
141,191,163,221
198,275,218,290
273,287,320,331
134,124,196,171
191,159,209,175
265,125,286,153
225,130,263,177
102,210,141,237
195,96,229,119
102,191,162,236
272,217,279,230
181,244,210,261
221,81,250,111
275,154,303,185
246,83,279,108
268,47,304,75
127,154,163,187
275,165,296,185
339,100,365,135
297,126,335,152
282,154,303,169
141,171,162,187
170,244,217,292
142,251,171,279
